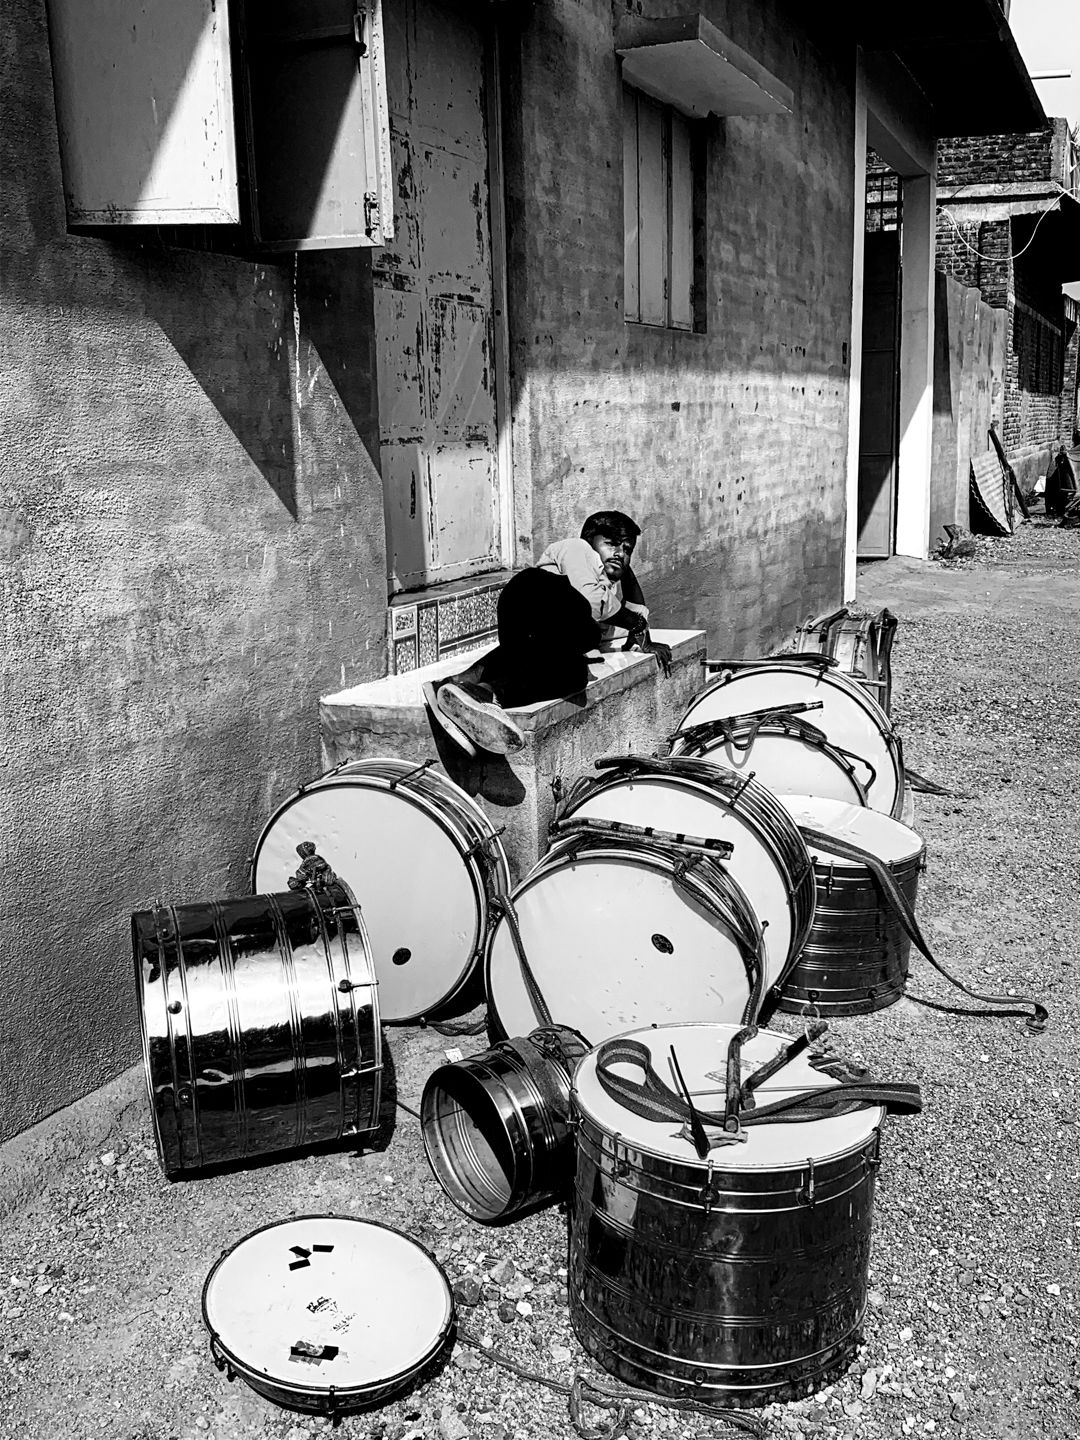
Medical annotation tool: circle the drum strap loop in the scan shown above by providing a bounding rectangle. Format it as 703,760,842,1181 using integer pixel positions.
489,893,554,1029
799,826,1049,1033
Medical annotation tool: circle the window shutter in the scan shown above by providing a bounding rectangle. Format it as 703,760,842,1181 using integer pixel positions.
636,95,668,327
669,111,693,329
623,88,641,323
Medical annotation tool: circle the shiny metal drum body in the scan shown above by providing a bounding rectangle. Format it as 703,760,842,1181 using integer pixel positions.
251,758,510,1022
679,661,904,818
133,888,381,1175
202,1215,454,1416
485,835,766,1043
569,1023,883,1407
556,758,814,990
775,796,925,1015
670,716,869,808
421,1026,590,1223
792,608,897,716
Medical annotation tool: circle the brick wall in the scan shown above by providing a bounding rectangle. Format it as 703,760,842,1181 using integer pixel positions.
502,0,856,655
937,125,1059,189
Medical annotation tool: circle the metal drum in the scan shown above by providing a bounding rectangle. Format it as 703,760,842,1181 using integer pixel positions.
790,607,898,716
485,834,766,1043
679,661,905,818
556,755,814,991
251,758,510,1023
133,887,381,1175
671,713,869,807
773,796,925,1016
421,1026,591,1223
202,1216,454,1417
569,1022,884,1407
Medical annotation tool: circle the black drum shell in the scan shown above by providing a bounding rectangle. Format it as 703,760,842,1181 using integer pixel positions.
568,1112,880,1407
421,1027,589,1223
133,889,381,1175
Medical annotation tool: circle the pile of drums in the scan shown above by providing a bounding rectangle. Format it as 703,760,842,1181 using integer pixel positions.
132,629,929,1412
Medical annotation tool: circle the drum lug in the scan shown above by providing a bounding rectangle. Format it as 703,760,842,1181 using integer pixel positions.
612,1133,630,1181
865,1131,882,1176
797,1156,817,1208
464,827,506,861
698,1159,719,1217
209,1332,234,1381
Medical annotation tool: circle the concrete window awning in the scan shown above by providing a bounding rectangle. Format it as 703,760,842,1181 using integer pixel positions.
615,15,793,121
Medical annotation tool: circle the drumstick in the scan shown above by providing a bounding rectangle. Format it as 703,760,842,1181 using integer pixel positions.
741,1023,828,1101
669,1046,711,1160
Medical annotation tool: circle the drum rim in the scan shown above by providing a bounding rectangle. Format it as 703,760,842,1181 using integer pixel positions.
569,1020,883,1171
484,844,758,1041
201,1213,455,1399
670,727,868,807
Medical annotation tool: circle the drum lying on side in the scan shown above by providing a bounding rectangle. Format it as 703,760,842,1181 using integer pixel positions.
557,760,815,990
133,888,381,1175
421,1026,590,1223
670,719,869,808
251,758,510,1023
678,662,904,818
484,839,764,1044
202,1216,454,1415
569,1022,884,1407
772,796,925,1015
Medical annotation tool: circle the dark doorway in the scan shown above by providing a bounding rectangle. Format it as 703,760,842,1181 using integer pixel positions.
857,229,902,557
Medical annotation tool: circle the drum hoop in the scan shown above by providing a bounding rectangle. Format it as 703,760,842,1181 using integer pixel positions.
201,1214,454,1395
676,727,868,805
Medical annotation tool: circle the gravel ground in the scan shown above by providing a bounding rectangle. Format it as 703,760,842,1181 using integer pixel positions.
2,519,1078,1440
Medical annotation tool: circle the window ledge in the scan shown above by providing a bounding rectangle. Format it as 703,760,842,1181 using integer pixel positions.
616,14,793,121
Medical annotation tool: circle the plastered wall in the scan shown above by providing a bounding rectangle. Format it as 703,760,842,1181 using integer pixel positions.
1,1,388,1141
501,0,856,655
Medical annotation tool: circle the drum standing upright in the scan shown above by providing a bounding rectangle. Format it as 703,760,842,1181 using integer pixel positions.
251,758,510,1022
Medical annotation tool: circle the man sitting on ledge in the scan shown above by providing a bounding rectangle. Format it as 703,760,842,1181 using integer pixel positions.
424,510,672,757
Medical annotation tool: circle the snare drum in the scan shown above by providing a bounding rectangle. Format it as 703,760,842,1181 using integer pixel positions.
485,836,765,1043
133,888,381,1175
671,715,869,807
556,757,814,988
202,1216,454,1416
569,1022,884,1406
774,796,925,1015
679,661,904,817
251,758,510,1023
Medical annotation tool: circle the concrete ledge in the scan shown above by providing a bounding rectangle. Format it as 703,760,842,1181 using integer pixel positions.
320,629,707,882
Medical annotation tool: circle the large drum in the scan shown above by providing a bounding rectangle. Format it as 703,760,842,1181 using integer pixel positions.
678,661,904,817
671,712,870,808
251,758,510,1023
774,796,925,1016
790,607,897,716
202,1216,454,1416
569,1022,884,1407
555,756,815,989
485,834,766,1043
133,887,381,1175
421,1025,591,1223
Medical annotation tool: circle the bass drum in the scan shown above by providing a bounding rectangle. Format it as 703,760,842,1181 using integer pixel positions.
556,757,814,990
678,661,904,818
252,759,510,1023
569,1022,884,1406
670,715,869,808
485,837,765,1044
133,887,381,1175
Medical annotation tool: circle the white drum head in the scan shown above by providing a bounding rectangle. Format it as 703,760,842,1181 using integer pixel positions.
486,851,753,1043
566,775,793,984
779,795,923,867
203,1216,453,1405
253,780,483,1022
691,732,866,807
680,665,900,814
573,1022,882,1169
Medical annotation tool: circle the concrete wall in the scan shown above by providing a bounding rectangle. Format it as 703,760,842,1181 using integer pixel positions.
501,1,856,657
931,272,1006,544
1,1,388,1141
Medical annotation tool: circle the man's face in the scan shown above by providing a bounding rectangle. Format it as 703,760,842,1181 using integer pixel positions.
589,532,635,580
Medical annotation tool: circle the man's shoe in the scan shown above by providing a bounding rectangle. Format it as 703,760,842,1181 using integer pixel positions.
422,681,477,757
436,683,525,755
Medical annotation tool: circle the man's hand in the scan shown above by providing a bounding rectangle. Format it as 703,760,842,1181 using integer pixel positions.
643,636,673,677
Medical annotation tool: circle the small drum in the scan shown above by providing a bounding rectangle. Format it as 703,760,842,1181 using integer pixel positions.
569,1022,884,1406
421,1025,591,1223
671,714,869,808
251,758,510,1023
202,1216,454,1416
790,607,897,716
133,888,381,1175
485,835,766,1043
556,757,814,988
679,661,904,817
775,796,926,1015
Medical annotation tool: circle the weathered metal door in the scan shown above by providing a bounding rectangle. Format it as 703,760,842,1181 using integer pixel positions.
857,231,902,558
375,0,502,592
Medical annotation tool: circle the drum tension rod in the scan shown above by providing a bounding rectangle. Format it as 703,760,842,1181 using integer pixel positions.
388,757,436,790
464,827,506,859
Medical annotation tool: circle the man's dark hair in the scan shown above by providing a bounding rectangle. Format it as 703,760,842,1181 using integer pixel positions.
581,510,641,546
